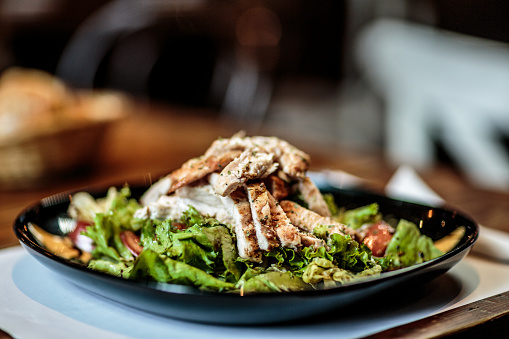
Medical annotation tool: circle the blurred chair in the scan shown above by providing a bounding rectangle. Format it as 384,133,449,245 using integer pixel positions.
356,18,509,191
55,0,278,130
56,0,159,90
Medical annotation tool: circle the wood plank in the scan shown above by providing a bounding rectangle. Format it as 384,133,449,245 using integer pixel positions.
362,291,509,338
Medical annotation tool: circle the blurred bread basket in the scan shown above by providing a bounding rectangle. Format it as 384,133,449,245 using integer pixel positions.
0,68,129,190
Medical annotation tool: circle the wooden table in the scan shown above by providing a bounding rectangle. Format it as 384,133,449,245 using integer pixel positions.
1,101,509,338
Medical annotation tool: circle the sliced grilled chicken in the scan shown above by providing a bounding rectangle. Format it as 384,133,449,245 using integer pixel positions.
273,140,310,179
297,177,331,217
140,176,172,206
204,133,310,180
214,148,278,197
204,130,247,156
246,181,280,251
262,174,290,200
174,183,233,224
249,136,310,179
175,182,222,206
139,132,341,259
220,188,262,262
299,233,326,249
279,200,357,239
266,191,302,250
166,150,242,194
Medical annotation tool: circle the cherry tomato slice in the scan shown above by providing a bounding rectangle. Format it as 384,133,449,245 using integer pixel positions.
362,221,394,257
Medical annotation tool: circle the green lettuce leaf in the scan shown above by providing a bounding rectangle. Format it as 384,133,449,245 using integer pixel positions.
167,225,217,273
322,193,338,216
259,231,382,289
92,213,133,261
88,258,132,278
108,186,144,231
129,248,171,282
385,219,444,268
241,271,311,293
264,246,309,273
202,226,242,282
163,257,236,291
302,257,382,288
338,203,381,230
326,233,378,272
82,186,142,262
178,207,242,280
129,249,235,291
138,206,242,284
139,219,169,253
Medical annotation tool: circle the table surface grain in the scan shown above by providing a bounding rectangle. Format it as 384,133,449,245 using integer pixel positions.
1,101,509,337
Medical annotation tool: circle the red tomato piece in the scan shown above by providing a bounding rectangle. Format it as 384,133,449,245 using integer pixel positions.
120,230,143,256
362,221,394,257
172,222,188,230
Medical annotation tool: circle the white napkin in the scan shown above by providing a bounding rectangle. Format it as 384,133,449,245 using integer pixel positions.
308,170,366,189
384,165,445,207
385,165,509,262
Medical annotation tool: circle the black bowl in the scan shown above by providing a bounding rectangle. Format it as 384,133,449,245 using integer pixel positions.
13,185,478,324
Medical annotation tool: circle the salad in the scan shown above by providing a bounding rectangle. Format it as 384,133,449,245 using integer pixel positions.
32,132,450,294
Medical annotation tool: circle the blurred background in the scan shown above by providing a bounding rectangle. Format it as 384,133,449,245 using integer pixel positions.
0,0,509,191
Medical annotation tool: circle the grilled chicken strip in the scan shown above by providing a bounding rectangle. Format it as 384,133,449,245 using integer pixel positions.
167,150,242,194
204,133,310,179
262,174,290,200
140,133,335,259
246,181,280,251
220,187,262,262
265,191,302,250
297,177,331,217
249,136,310,179
279,200,357,239
140,176,172,205
299,233,326,249
140,150,241,205
204,131,248,156
134,194,231,224
214,148,278,197
273,139,310,179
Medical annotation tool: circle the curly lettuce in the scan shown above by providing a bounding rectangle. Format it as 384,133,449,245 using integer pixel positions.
385,219,444,269
81,186,142,261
